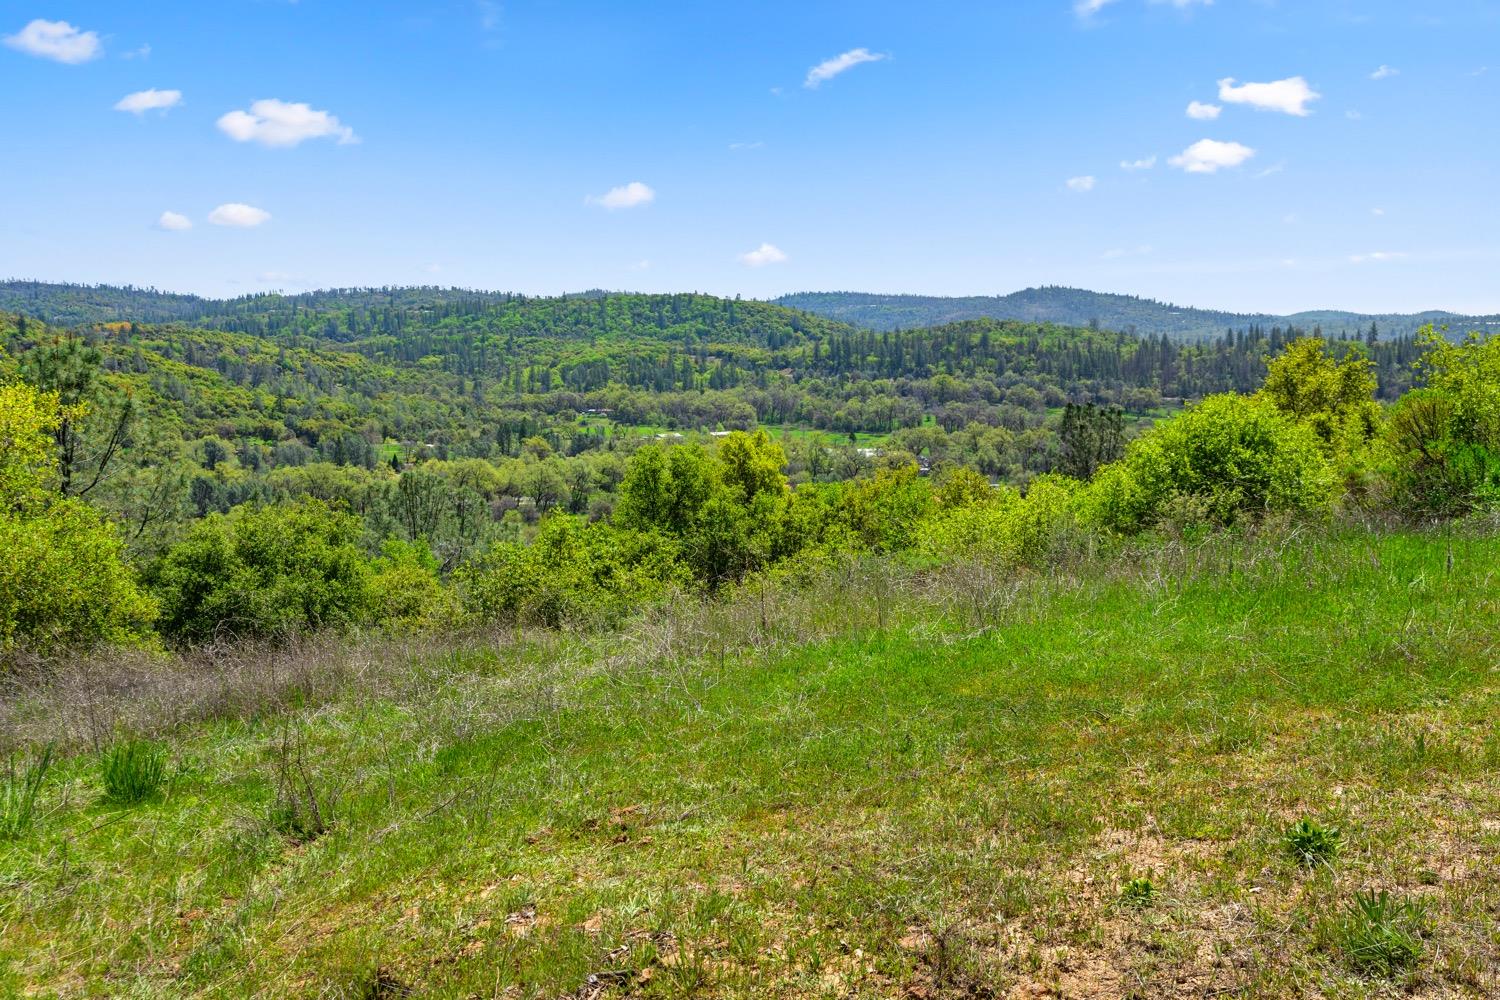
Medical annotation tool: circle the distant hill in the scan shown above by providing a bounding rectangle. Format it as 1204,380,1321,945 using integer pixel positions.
774,287,1500,341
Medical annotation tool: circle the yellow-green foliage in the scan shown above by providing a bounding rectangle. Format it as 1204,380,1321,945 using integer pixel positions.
1079,393,1337,533
0,383,157,656
917,475,1080,567
1259,338,1381,455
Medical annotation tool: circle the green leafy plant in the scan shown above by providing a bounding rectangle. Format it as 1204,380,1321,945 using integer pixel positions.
1284,817,1342,866
100,739,168,805
1,745,54,838
1334,890,1426,976
1120,876,1155,908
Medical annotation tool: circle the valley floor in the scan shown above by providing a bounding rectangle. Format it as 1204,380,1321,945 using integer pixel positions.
3,523,1498,998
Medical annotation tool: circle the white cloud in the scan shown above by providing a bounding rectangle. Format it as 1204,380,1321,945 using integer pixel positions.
4,19,101,63
587,181,656,210
1168,139,1255,173
739,243,788,267
423,263,442,274
156,211,192,231
1120,155,1157,170
1371,207,1386,216
1345,109,1364,120
1254,160,1287,179
1066,175,1096,192
122,43,151,60
115,89,182,114
1186,100,1222,120
217,99,358,147
729,141,764,151
208,203,271,227
1370,65,1399,80
631,259,652,271
1349,251,1407,263
1074,0,1121,17
804,48,887,88
1217,76,1320,116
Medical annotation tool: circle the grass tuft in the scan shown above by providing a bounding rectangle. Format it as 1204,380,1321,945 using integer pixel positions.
99,738,168,805
0,744,54,838
1284,817,1342,866
1333,889,1427,977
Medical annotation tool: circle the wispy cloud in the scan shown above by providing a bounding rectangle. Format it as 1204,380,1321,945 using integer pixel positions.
586,181,656,210
155,211,192,232
1169,139,1255,173
804,48,887,88
4,19,101,63
1218,76,1320,116
729,141,765,151
1349,251,1407,263
1120,155,1157,170
739,243,788,267
218,99,358,147
1186,100,1221,120
1074,0,1121,18
1369,64,1399,80
1254,160,1287,179
208,203,271,228
1067,175,1097,192
115,89,183,115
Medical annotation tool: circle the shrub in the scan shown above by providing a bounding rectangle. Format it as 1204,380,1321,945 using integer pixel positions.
100,739,168,805
1080,393,1337,533
1284,817,1341,866
1382,329,1500,516
457,517,692,628
917,476,1081,568
369,539,457,632
146,499,377,643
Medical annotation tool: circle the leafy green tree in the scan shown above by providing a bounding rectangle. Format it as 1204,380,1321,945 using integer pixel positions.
19,335,135,498
1260,338,1380,453
0,382,157,658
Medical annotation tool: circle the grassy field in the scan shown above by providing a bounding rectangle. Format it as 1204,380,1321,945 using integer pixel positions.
2,522,1498,998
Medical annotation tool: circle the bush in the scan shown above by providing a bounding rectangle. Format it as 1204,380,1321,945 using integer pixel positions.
369,539,457,632
457,517,692,628
146,499,377,644
1383,330,1500,517
917,476,1082,568
1080,393,1337,533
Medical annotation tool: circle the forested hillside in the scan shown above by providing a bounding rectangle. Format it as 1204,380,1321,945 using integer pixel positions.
776,286,1500,341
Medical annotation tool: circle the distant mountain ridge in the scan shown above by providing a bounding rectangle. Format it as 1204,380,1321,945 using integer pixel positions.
774,287,1500,341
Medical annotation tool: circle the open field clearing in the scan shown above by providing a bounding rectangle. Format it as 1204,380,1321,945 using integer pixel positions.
4,523,1497,998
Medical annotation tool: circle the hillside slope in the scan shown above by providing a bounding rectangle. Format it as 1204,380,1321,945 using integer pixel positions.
3,525,1497,997
775,287,1500,341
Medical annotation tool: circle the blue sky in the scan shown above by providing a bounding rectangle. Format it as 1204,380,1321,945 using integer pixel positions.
1,0,1497,313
